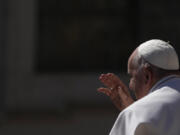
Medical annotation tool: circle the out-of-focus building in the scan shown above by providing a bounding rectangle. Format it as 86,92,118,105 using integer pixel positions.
1,0,180,134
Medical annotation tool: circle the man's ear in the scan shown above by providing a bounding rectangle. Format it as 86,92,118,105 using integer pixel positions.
143,63,152,85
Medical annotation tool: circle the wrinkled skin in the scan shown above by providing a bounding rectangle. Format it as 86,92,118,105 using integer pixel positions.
98,73,134,111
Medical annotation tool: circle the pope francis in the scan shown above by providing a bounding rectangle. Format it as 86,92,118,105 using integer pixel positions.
98,39,180,135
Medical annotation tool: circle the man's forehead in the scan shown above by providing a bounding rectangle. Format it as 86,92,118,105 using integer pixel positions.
127,49,139,74
127,57,134,74
128,50,138,65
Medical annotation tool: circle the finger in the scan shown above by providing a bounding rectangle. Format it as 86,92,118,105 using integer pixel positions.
99,73,129,94
99,74,114,88
97,87,111,96
99,74,111,86
107,73,120,85
109,76,129,97
113,78,129,96
106,73,125,87
106,73,118,87
118,86,128,100
106,73,125,89
118,86,134,106
99,74,105,80
102,73,119,88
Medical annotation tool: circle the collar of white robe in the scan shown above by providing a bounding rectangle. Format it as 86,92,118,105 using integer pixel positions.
137,39,179,70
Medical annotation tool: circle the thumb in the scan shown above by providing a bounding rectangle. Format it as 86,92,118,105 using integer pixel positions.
97,87,111,96
118,86,128,100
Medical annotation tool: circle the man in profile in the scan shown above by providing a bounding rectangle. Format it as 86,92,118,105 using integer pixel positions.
98,39,180,135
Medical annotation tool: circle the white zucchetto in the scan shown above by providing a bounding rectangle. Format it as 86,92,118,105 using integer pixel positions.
137,39,179,70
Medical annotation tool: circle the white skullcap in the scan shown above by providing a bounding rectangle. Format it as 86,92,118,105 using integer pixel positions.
137,39,179,70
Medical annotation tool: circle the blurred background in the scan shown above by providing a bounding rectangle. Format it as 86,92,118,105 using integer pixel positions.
1,0,180,134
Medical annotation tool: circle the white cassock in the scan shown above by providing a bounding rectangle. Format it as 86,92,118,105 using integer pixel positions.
109,75,180,135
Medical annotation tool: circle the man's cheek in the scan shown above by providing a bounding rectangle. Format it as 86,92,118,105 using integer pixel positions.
129,81,135,91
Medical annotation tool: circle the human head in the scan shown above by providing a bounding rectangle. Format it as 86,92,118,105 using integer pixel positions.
128,39,180,99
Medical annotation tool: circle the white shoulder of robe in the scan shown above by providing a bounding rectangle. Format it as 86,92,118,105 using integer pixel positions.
109,77,180,135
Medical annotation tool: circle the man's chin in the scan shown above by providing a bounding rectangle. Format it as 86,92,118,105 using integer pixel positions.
129,89,137,101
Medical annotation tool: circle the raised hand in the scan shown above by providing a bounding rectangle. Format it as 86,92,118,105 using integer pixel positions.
97,73,134,111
